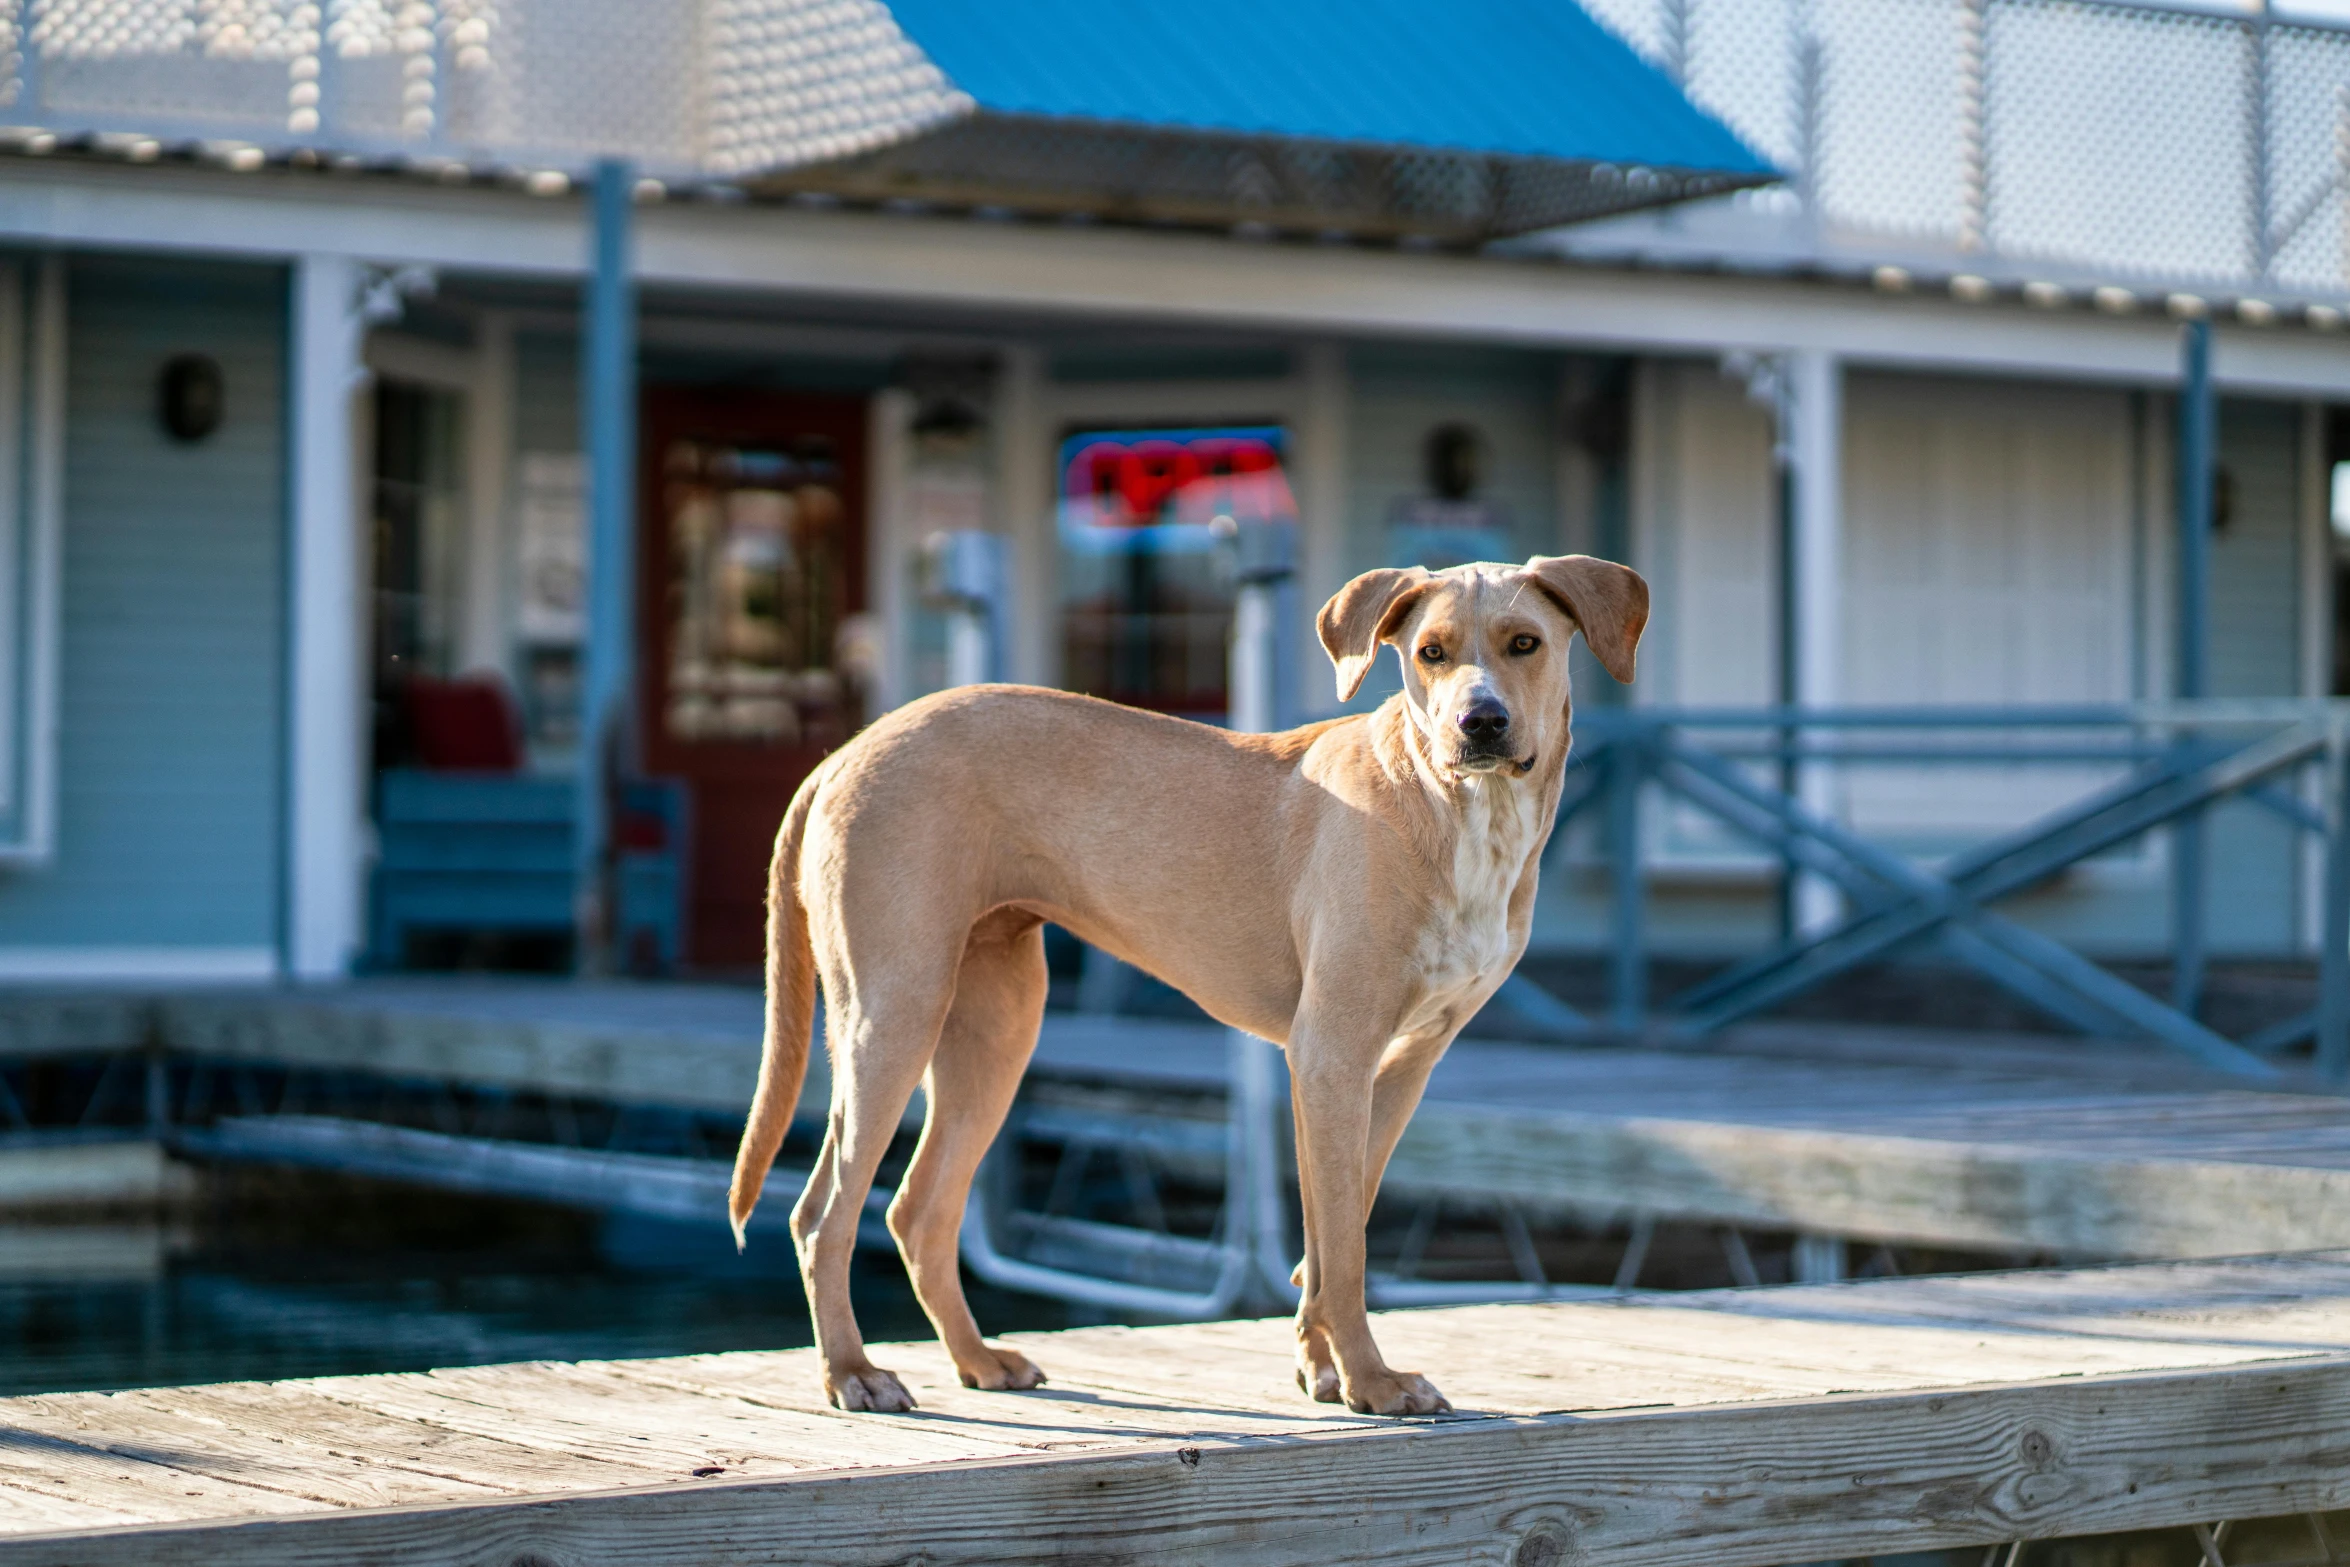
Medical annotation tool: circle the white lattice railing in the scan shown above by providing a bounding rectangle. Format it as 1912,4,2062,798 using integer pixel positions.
1582,0,2350,301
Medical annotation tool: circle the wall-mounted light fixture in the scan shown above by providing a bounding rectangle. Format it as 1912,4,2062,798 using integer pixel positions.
158,354,224,442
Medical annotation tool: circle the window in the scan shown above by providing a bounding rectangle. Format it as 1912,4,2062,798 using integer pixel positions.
1055,424,1297,717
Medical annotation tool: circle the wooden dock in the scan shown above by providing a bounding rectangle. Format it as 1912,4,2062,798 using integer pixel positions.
1021,1011,2350,1261
11,981,2350,1260
0,1253,2346,1564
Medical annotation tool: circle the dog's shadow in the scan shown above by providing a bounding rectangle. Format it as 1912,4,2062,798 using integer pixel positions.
892,1381,1483,1440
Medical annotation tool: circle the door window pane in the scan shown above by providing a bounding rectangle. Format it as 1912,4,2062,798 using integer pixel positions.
661,438,852,747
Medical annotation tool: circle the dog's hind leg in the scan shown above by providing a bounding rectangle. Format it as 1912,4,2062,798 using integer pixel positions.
886,907,1050,1393
792,952,957,1414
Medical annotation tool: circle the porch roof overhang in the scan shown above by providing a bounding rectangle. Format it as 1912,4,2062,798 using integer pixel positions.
0,1,1773,246
737,0,1779,243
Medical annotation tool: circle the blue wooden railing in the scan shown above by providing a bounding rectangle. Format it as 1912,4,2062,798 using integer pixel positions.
1552,700,2350,1081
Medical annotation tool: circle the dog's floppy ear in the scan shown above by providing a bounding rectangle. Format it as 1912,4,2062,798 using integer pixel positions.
1317,567,1437,702
1520,554,1649,685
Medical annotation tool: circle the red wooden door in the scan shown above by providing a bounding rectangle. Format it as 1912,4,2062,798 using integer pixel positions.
638,388,869,971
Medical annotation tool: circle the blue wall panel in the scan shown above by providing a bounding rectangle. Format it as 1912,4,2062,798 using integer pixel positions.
2201,397,2305,953
1339,342,1561,713
0,256,287,952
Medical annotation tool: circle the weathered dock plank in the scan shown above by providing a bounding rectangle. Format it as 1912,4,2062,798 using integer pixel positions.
158,983,772,1116
0,1139,190,1212
21,981,2350,1260
2,1255,2349,1565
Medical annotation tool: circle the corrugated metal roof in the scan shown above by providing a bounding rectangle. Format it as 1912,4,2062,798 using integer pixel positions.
877,0,1769,176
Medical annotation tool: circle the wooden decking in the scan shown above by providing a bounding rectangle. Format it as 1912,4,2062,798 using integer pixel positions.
12,980,2350,1258
0,1254,2347,1564
1031,1011,2350,1259
1393,1025,2350,1258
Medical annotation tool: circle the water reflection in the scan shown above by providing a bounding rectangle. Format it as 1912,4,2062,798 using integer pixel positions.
0,1170,1070,1397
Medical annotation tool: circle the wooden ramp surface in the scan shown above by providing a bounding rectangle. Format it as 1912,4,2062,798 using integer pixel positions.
1032,1013,2350,1260
3,1254,2350,1565
18,980,2350,1258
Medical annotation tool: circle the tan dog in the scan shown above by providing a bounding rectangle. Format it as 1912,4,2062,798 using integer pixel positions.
728,554,1647,1416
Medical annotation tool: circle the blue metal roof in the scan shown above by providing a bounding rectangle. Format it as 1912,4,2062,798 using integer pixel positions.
877,0,1771,178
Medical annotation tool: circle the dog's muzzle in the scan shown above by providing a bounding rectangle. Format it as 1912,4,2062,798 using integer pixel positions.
1456,749,1538,775
1454,699,1529,773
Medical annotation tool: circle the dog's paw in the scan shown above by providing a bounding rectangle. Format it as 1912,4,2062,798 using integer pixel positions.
1294,1327,1341,1403
828,1365,918,1413
1343,1370,1451,1417
958,1345,1047,1392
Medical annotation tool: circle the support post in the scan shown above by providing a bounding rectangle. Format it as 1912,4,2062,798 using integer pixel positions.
1790,348,1843,935
1956,0,1987,253
1774,395,1799,946
456,311,514,675
2319,726,2350,1081
286,254,368,981
1611,738,1646,1034
2250,1,2275,283
2174,316,2215,1015
575,159,638,975
929,530,1002,689
1229,520,1299,1305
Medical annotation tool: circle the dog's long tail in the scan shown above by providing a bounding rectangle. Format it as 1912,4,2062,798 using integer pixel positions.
727,772,822,1252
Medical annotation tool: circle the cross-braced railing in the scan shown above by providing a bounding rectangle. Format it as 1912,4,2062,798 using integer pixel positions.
1559,700,2350,1082
1922,1510,2350,1567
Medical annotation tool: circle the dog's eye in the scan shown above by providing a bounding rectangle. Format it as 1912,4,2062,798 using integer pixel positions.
1417,643,1445,664
1509,634,1541,656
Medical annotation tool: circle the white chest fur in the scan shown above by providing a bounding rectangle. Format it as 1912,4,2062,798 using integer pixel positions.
1402,776,1543,1034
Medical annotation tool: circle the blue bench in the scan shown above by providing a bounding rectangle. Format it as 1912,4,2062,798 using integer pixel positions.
368,771,688,973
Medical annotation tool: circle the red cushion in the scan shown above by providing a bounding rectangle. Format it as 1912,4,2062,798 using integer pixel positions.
405,676,525,772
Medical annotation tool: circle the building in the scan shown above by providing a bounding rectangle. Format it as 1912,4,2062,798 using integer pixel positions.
0,0,2341,992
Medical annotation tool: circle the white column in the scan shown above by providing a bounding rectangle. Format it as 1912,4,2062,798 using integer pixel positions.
994,344,1051,688
1295,341,1349,717
455,310,513,677
286,255,368,981
13,259,63,863
867,386,913,711
1789,347,1843,933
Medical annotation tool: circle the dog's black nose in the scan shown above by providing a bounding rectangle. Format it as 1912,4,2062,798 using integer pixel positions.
1457,700,1510,742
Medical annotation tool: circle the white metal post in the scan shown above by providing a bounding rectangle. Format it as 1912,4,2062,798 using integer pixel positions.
868,387,913,712
1790,348,1844,935
1295,342,1349,721
946,611,990,690
995,344,1051,689
286,253,369,981
455,310,514,677
931,529,1002,688
1230,522,1301,1303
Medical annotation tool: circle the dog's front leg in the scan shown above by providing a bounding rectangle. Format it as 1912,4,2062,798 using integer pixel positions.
1288,1028,1451,1418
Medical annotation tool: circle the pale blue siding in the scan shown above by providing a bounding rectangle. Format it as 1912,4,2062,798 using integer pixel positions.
2202,397,2306,954
513,331,577,455
1338,343,1562,712
0,256,287,952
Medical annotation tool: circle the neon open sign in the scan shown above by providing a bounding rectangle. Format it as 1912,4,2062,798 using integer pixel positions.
1058,426,1296,533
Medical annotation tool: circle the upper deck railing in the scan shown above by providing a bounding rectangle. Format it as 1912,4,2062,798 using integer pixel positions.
0,0,971,187
1574,0,2350,305
5,0,2341,300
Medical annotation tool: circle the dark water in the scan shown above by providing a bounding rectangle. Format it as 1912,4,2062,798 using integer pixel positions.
0,1169,1075,1397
